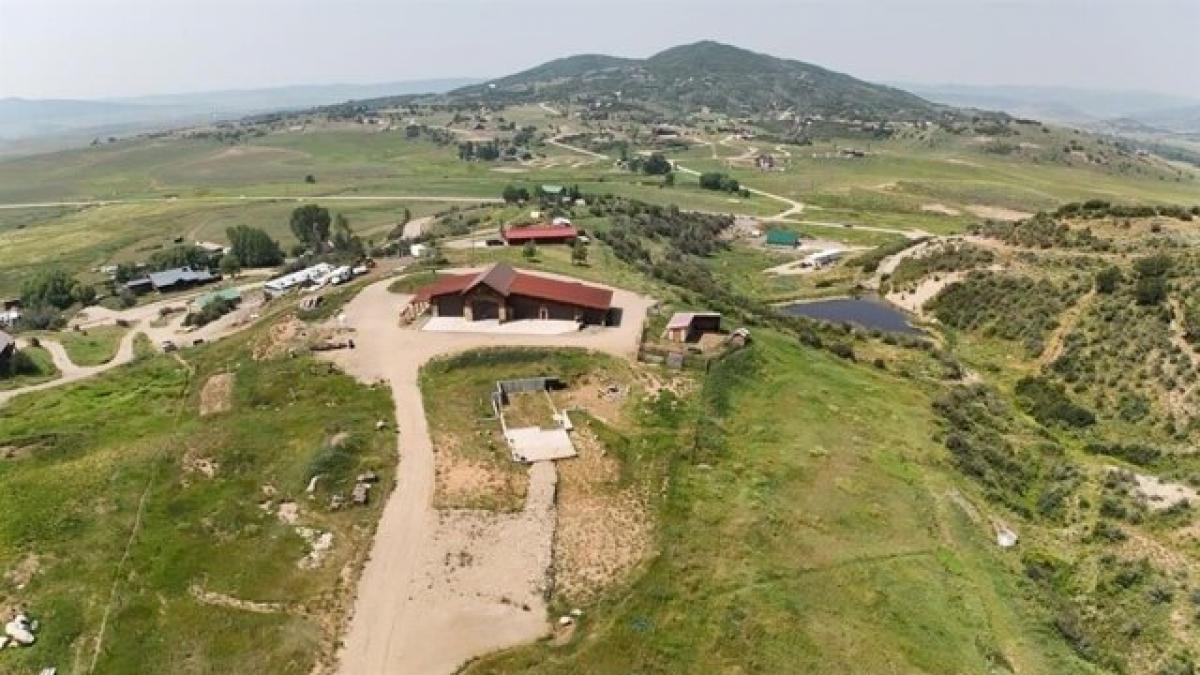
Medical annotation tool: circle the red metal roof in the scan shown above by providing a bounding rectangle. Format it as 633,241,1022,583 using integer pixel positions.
506,273,612,310
414,264,611,311
413,274,473,303
502,225,578,242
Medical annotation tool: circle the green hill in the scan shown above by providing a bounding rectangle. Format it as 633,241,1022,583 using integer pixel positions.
368,41,952,122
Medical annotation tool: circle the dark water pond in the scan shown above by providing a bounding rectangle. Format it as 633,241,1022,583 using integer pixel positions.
779,297,924,335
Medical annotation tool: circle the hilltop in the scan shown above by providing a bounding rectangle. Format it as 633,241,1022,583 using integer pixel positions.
357,41,953,123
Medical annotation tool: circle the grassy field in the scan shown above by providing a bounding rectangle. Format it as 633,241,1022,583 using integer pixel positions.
35,324,129,366
0,319,395,673
468,332,1093,674
0,345,60,390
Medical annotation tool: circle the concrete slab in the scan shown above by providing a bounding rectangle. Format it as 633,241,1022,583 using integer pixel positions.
505,426,577,462
423,317,581,335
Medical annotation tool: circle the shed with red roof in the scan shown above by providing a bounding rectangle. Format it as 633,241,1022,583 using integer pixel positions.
502,224,578,245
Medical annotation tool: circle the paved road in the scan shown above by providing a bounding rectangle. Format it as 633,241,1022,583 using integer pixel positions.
326,272,652,675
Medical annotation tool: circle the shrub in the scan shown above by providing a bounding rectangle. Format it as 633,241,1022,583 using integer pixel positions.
1014,376,1096,428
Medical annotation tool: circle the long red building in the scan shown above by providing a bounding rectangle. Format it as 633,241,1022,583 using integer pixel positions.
413,263,613,325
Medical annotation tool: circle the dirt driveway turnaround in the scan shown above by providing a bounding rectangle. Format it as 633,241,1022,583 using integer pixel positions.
323,275,652,675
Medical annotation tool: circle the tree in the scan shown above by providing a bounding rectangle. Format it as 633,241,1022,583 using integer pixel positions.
331,213,365,258
1095,265,1121,294
71,283,97,307
522,240,538,261
289,204,332,251
148,245,213,272
225,225,283,267
21,268,78,310
305,174,316,184
570,240,588,266
1136,276,1167,306
502,185,531,203
642,152,672,176
219,253,243,278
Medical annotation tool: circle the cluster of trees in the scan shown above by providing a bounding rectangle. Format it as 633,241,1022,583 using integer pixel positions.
624,151,673,176
288,204,363,258
225,225,284,268
970,213,1112,251
888,243,995,289
17,269,97,329
184,296,240,327
928,272,1088,357
1014,376,1096,428
502,185,531,203
698,171,741,193
1056,200,1198,221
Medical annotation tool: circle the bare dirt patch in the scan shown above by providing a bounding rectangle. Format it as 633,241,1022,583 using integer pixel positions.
198,372,234,416
254,316,327,360
0,445,35,461
1132,473,1198,511
921,203,962,216
552,427,652,603
433,434,526,511
182,452,219,480
5,553,41,590
965,205,1032,222
190,584,287,614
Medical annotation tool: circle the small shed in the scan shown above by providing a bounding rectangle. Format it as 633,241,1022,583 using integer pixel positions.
663,312,722,343
765,229,799,247
192,287,241,311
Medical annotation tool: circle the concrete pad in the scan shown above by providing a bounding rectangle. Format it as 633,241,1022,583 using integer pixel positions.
505,427,577,462
423,317,581,335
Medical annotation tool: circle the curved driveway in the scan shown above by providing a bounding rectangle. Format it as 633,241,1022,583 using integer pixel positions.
325,274,651,674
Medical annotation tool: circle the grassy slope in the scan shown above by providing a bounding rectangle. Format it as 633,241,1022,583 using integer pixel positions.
39,324,128,366
0,345,60,390
0,324,395,672
469,332,1092,674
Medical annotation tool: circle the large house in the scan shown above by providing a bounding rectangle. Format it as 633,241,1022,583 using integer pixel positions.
413,263,613,325
125,266,218,294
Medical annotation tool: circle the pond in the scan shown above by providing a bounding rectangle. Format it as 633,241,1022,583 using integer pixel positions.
779,296,924,336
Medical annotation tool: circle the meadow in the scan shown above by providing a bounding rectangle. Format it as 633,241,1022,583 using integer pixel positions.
0,316,396,673
467,332,1094,674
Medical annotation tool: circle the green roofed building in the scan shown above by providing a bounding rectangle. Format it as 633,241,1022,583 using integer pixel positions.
192,287,242,311
765,229,799,247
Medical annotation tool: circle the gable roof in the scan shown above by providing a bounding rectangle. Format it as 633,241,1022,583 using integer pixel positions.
666,311,721,330
414,264,612,310
765,229,799,245
147,266,216,289
503,225,578,242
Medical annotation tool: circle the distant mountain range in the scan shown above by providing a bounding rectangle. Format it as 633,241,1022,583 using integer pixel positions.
362,41,950,122
898,83,1200,135
0,78,480,143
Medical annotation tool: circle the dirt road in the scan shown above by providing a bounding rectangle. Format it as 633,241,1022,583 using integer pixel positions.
0,281,269,407
0,195,502,210
324,273,651,675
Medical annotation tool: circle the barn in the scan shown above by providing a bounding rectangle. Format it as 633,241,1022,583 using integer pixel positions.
502,224,578,246
413,263,613,325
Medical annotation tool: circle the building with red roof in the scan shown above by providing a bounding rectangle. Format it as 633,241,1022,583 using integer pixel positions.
412,263,613,325
501,224,578,245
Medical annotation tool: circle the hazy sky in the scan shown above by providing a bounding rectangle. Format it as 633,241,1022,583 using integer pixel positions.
1,0,1197,100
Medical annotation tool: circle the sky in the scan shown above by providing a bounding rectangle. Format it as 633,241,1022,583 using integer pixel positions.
1,0,1197,100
